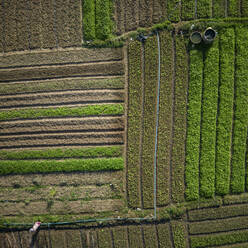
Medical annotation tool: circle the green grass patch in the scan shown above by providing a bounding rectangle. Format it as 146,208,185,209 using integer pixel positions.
142,36,158,208
212,0,225,18
0,77,125,95
171,34,188,203
197,0,211,18
199,39,219,198
82,0,95,40
191,229,248,248
231,27,248,193
181,0,195,20
157,31,173,206
95,0,112,40
127,40,142,208
215,28,235,195
0,104,124,121
0,157,124,175
228,0,240,17
171,221,188,248
185,49,203,201
0,146,122,160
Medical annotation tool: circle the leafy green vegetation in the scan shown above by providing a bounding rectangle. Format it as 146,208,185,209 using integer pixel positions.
0,104,124,121
171,34,188,202
199,39,219,198
167,0,181,22
197,0,211,18
0,77,125,95
128,226,143,248
0,158,124,175
157,31,173,206
171,221,188,248
112,227,128,247
212,0,225,18
142,36,158,208
185,49,203,201
0,146,122,160
82,0,95,40
191,229,248,248
231,27,248,193
215,28,235,195
181,0,194,20
143,225,157,247
127,40,142,208
157,224,172,247
228,0,240,17
95,0,112,40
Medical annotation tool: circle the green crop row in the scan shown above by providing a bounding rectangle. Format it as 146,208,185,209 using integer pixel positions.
156,31,173,206
191,229,248,248
197,0,211,18
171,221,188,248
142,36,158,208
157,224,172,247
215,28,235,195
97,228,112,248
181,0,194,20
212,0,225,18
231,27,248,193
185,49,203,201
167,0,181,22
143,225,158,247
0,104,124,121
128,226,143,248
171,34,188,203
0,146,122,160
199,39,219,198
228,0,240,17
242,1,248,16
127,41,142,208
112,227,128,247
0,158,124,175
0,77,125,95
82,0,95,40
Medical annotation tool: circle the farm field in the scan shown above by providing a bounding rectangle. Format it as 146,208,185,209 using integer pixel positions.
1,1,248,247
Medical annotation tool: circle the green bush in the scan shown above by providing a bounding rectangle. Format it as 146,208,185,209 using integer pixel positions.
0,146,122,160
215,28,235,195
171,221,188,248
0,158,124,175
82,0,95,40
95,0,112,40
199,40,219,198
197,0,211,18
212,0,225,18
0,104,124,121
185,49,203,201
167,0,181,22
127,40,142,208
181,0,195,20
171,34,188,202
228,0,240,17
142,36,158,208
231,27,248,193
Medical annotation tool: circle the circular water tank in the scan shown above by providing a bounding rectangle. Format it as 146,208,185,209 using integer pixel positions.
190,31,202,44
203,27,217,44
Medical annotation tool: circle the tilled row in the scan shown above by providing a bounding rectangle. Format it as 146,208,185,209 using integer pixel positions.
0,61,124,83
0,116,124,135
0,89,125,110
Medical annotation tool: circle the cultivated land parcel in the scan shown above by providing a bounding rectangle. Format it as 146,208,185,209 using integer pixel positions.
1,0,248,247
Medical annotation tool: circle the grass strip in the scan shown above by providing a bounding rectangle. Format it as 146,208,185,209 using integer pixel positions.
157,31,173,206
185,49,203,201
143,225,157,247
231,27,248,193
181,0,195,20
0,77,125,95
0,104,124,121
197,0,211,18
97,228,112,248
212,0,225,18
215,28,235,195
191,230,248,248
228,0,240,17
0,158,124,175
157,224,172,247
167,0,181,22
142,36,158,208
199,39,219,198
82,0,95,40
95,0,112,40
171,34,188,203
0,146,122,160
112,227,128,248
171,221,188,248
127,41,142,208
128,226,143,248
